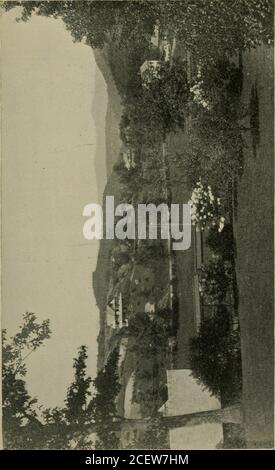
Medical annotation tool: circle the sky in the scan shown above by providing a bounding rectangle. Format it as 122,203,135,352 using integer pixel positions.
1,8,107,408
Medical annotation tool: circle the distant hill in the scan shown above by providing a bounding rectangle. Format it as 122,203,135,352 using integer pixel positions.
93,168,123,370
92,46,124,370
93,46,123,188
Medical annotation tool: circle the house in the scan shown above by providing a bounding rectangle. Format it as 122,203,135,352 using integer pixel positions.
160,36,171,62
159,369,223,449
106,292,128,329
140,39,171,86
117,337,129,376
144,301,155,320
122,148,136,170
140,59,162,84
150,23,160,48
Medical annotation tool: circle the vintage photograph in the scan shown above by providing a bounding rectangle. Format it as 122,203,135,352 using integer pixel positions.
0,0,274,450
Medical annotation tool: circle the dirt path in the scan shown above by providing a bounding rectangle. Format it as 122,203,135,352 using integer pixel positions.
166,130,197,369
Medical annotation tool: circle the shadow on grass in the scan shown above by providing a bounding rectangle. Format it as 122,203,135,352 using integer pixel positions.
249,85,260,158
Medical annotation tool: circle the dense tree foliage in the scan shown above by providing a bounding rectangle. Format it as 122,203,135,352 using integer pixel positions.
2,1,157,47
65,345,92,425
3,1,273,56
88,347,121,449
118,60,189,148
189,306,242,404
43,345,121,449
128,312,169,416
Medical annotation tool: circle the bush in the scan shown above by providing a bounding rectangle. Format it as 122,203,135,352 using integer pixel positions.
189,306,242,403
143,59,190,135
206,224,235,261
199,256,233,306
174,58,244,206
120,59,189,149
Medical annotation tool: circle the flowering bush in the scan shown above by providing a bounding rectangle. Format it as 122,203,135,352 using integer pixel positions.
198,255,233,305
190,66,211,110
190,81,211,110
189,180,225,232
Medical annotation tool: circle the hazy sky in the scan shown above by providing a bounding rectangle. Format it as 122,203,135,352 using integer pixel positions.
1,9,107,407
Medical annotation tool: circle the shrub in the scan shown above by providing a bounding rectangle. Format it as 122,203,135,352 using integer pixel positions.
178,58,244,204
189,305,242,402
206,224,235,261
199,255,233,306
142,59,190,135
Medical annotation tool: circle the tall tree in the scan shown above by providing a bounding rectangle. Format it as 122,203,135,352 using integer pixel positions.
65,345,92,425
189,305,242,405
88,347,121,449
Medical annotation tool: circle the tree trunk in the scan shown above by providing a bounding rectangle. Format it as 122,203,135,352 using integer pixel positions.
87,405,241,434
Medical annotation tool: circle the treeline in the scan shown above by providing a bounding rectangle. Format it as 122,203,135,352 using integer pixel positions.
3,1,273,54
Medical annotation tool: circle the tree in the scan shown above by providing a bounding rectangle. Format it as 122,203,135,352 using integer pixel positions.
2,312,51,449
1,1,158,48
3,1,273,56
41,345,93,450
65,345,92,425
158,0,273,58
88,347,121,449
113,159,142,204
119,59,189,152
142,59,189,136
189,305,242,405
42,406,71,449
128,312,169,416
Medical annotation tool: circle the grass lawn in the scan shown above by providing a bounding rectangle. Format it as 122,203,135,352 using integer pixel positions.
234,44,274,448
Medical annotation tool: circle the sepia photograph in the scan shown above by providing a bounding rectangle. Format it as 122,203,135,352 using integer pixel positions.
0,0,274,454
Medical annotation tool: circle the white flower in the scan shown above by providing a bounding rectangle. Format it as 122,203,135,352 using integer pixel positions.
218,220,225,232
